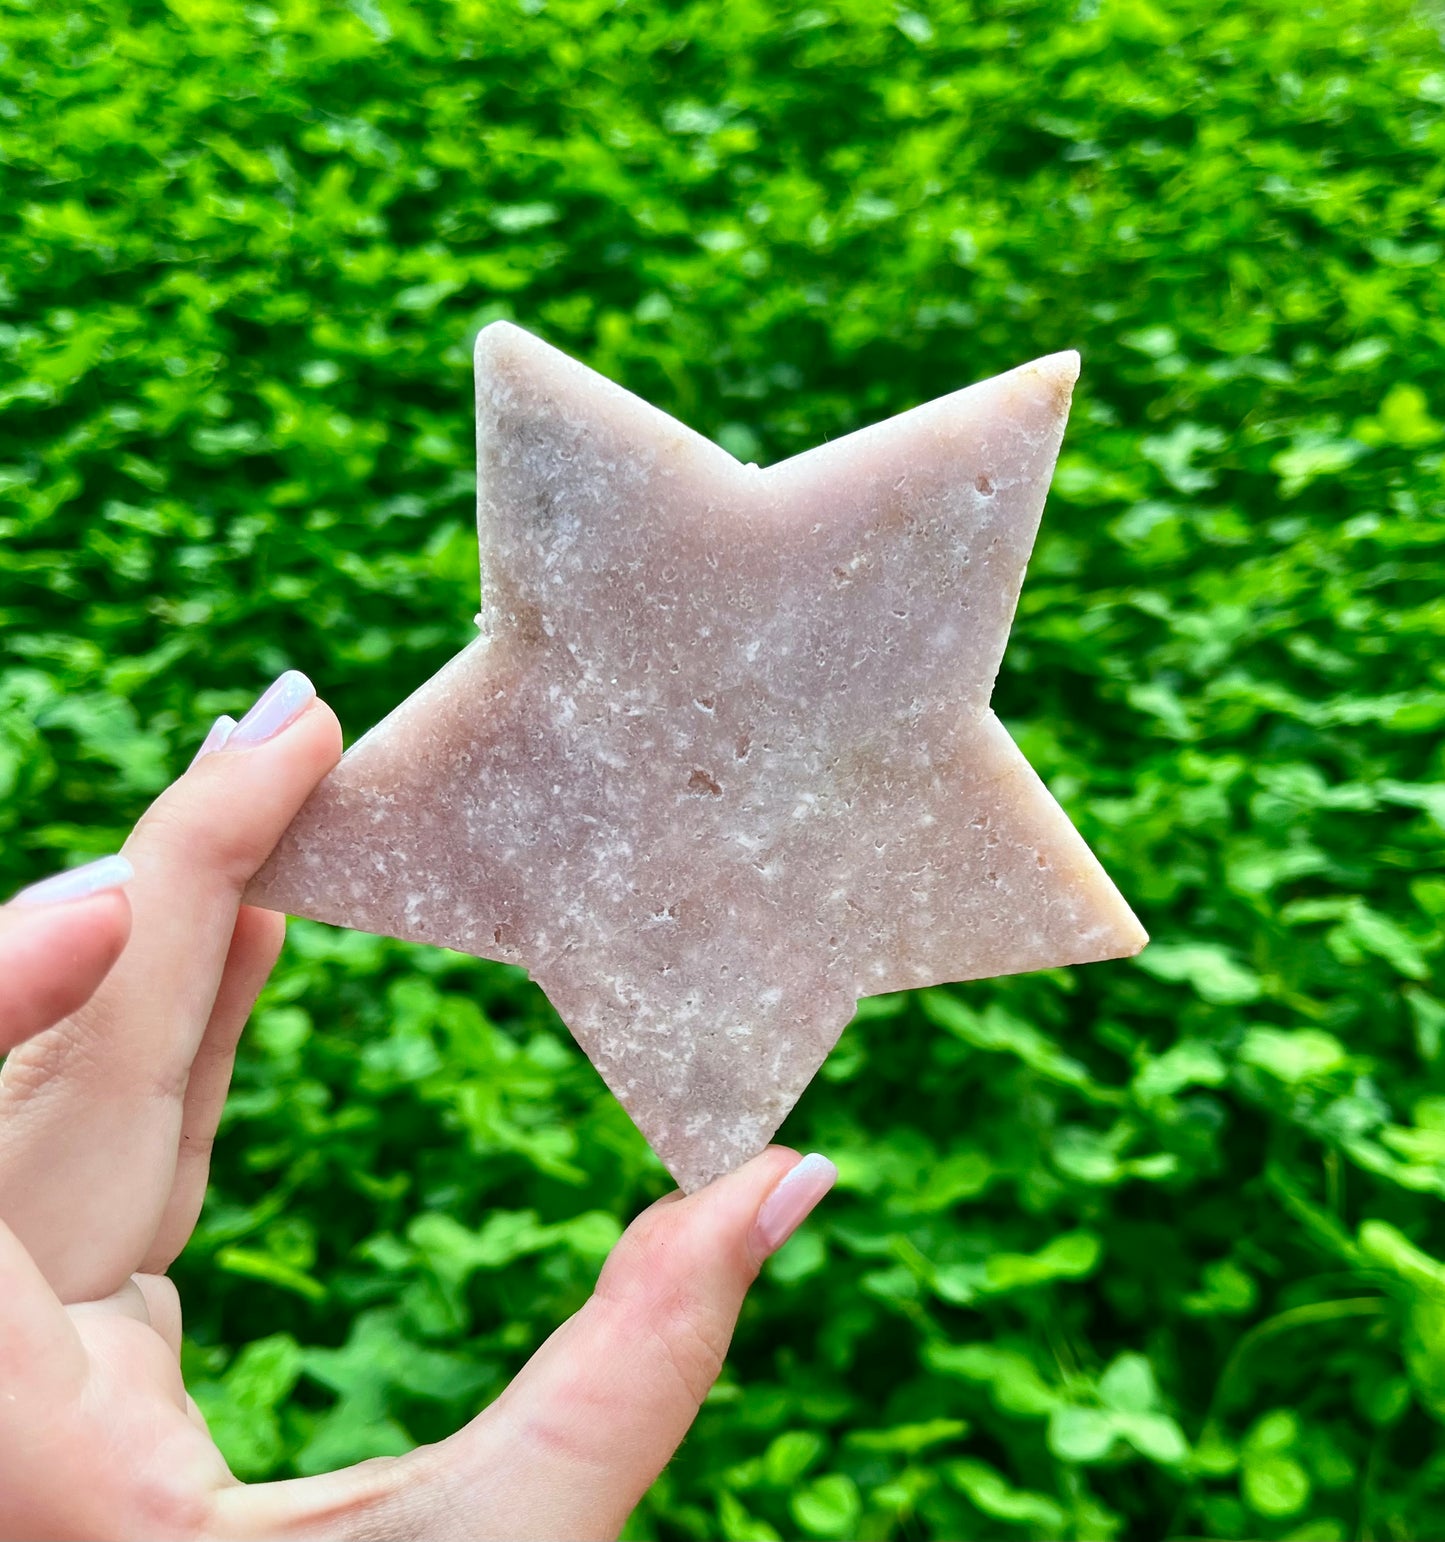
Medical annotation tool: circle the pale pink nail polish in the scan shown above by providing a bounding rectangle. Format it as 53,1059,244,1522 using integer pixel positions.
11,855,135,907
752,1152,838,1257
227,670,315,747
190,713,238,766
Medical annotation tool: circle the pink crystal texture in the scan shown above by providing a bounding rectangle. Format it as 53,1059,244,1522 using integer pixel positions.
247,323,1147,1192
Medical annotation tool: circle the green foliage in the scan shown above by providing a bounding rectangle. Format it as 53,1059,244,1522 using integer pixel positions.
3,0,1444,1534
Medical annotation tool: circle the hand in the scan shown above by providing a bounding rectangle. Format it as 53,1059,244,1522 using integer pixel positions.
0,672,837,1542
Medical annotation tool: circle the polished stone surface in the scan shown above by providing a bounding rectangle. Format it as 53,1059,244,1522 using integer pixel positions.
248,323,1147,1191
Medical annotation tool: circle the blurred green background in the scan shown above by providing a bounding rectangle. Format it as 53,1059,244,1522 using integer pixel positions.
3,0,1444,1535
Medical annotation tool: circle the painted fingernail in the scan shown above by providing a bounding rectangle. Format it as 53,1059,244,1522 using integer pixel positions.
11,855,135,908
227,671,315,747
752,1152,838,1257
190,713,238,767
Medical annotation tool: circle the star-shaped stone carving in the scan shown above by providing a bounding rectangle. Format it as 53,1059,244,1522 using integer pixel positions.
247,323,1146,1191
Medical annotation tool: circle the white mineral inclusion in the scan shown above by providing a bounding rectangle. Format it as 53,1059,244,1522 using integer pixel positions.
247,322,1148,1192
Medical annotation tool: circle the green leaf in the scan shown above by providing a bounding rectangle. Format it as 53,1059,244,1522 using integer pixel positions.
1336,905,1434,980
1116,1410,1190,1464
1270,435,1367,496
718,1490,783,1542
920,992,1107,1094
1098,1353,1159,1413
490,202,561,233
1406,989,1445,1062
927,1343,1058,1415
790,1474,863,1539
295,1403,413,1476
765,1226,826,1284
1134,1040,1228,1100
892,1148,994,1211
189,1334,303,1481
1136,942,1262,1004
1358,1219,1445,1297
1242,1453,1312,1517
1249,1410,1300,1456
762,1430,826,1485
215,1246,327,1302
944,1458,1068,1533
1141,422,1226,493
1183,1258,1258,1317
983,1231,1102,1293
1048,1406,1117,1463
1239,1028,1349,1084
1353,384,1445,447
846,1418,968,1455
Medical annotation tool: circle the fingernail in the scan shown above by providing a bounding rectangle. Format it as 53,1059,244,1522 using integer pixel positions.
190,713,238,767
11,855,135,908
227,671,315,747
752,1152,837,1257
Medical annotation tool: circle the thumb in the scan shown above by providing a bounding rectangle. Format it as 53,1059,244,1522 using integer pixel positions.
225,1154,838,1541
430,1147,837,1540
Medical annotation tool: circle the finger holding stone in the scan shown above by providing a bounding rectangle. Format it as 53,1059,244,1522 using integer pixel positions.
214,1148,837,1542
456,1149,838,1540
141,903,287,1275
0,673,341,1303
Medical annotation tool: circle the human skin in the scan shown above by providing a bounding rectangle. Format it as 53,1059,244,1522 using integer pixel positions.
0,673,836,1541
